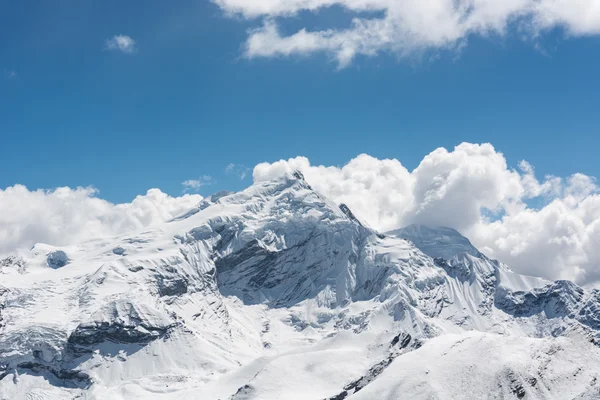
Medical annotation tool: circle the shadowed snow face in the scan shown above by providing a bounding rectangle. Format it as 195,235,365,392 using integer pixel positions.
252,146,600,286
388,224,482,260
1,173,600,399
46,250,69,269
2,144,600,286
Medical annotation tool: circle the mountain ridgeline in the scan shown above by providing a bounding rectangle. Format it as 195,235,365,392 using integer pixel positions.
0,171,599,399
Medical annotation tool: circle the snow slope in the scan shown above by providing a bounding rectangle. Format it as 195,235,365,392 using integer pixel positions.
388,224,483,260
0,171,599,399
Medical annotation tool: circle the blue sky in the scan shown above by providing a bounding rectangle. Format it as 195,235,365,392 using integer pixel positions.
2,0,600,203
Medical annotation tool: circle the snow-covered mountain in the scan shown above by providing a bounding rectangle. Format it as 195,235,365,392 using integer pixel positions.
1,171,599,399
388,224,483,260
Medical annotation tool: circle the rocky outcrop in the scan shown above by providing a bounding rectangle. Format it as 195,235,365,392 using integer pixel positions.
0,255,26,274
327,333,421,400
496,280,585,319
15,362,91,388
68,300,175,346
2,172,600,399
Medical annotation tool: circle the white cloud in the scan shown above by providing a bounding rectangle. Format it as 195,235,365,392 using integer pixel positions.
225,163,250,180
214,0,600,66
182,175,214,193
253,143,600,286
104,34,137,54
3,145,600,287
0,185,201,255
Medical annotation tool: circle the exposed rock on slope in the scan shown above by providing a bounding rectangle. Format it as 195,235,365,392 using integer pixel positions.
0,172,599,399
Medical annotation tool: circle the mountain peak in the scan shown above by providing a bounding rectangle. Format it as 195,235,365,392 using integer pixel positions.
292,170,305,181
388,224,482,260
2,180,600,399
339,203,362,226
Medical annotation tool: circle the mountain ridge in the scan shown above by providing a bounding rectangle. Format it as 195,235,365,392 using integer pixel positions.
0,172,599,399
388,223,483,260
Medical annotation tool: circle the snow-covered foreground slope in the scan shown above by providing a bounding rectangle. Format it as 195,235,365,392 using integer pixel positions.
351,331,600,400
1,172,599,399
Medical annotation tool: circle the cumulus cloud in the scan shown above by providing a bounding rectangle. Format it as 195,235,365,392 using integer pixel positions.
214,0,600,66
254,154,415,230
253,143,600,286
182,175,214,193
104,34,137,54
0,185,202,256
3,144,600,286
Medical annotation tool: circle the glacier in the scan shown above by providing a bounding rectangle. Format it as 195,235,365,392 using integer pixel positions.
0,171,599,399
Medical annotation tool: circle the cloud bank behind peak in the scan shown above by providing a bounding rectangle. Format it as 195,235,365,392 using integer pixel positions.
254,143,600,286
2,143,599,287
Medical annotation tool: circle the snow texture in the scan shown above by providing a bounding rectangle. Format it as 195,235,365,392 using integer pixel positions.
1,171,599,399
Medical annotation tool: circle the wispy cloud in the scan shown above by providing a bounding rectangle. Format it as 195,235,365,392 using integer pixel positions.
225,163,250,180
104,35,137,54
3,69,17,79
182,175,214,193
